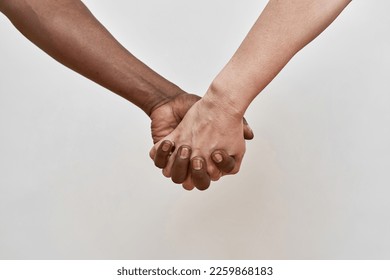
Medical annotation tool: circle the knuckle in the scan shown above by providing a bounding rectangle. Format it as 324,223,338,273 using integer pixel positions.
196,182,210,191
182,183,195,191
149,150,155,160
210,174,221,181
172,175,185,184
229,166,240,175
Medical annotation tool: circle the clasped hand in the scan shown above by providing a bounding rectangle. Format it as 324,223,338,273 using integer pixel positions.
149,92,253,191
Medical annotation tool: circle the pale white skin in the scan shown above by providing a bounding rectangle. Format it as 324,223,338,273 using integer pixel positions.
151,0,352,190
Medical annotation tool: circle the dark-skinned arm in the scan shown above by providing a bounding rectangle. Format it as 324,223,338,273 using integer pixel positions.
0,0,253,188
0,0,183,115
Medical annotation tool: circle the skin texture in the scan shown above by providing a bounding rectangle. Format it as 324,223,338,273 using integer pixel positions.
151,0,352,189
149,93,253,190
151,139,239,190
151,97,245,190
0,0,254,188
0,0,181,116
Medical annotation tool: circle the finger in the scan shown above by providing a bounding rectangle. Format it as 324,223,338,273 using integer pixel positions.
171,145,192,184
154,140,174,169
181,172,195,190
211,149,236,174
182,178,195,191
149,146,156,161
206,160,222,181
191,157,211,191
210,171,222,182
243,117,254,140
162,167,171,178
162,149,176,178
182,184,195,191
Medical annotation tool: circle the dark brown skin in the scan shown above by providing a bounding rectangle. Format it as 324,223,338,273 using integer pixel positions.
0,0,181,116
171,145,192,184
0,0,254,189
190,157,210,191
152,140,241,191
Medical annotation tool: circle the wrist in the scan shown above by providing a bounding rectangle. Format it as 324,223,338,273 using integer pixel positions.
145,85,186,117
114,58,187,116
202,79,246,121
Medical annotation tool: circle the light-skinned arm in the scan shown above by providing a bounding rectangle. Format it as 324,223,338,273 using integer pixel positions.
151,0,352,189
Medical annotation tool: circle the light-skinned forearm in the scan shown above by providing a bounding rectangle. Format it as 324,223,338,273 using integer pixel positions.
204,0,352,117
150,0,351,183
0,0,184,116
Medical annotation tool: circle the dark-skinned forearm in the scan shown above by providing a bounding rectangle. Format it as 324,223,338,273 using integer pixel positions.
0,0,183,116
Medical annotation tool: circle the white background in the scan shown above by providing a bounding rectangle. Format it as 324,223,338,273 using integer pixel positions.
0,0,389,259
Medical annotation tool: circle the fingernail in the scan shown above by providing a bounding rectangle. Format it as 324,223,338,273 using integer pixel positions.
162,141,171,152
212,153,223,163
180,147,190,159
192,158,203,170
